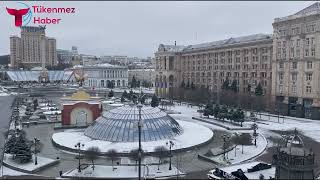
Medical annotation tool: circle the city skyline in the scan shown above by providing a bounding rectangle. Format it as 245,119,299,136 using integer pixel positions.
0,1,314,58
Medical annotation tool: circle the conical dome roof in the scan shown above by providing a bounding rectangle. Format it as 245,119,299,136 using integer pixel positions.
84,105,183,142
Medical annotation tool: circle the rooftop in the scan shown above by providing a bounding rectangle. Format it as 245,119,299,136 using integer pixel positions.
274,2,320,23
82,63,127,69
158,33,272,53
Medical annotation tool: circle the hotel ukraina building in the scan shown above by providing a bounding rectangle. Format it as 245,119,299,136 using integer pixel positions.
155,3,320,119
10,26,57,68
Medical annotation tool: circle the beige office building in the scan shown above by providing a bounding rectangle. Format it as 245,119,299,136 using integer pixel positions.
10,26,57,69
272,3,320,119
155,34,273,100
155,2,320,119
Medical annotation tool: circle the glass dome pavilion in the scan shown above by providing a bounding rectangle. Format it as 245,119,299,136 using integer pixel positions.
84,105,183,142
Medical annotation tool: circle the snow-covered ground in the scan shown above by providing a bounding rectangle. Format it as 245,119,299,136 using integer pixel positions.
3,154,58,173
62,164,184,179
43,110,61,115
52,120,213,153
1,166,29,177
207,134,267,165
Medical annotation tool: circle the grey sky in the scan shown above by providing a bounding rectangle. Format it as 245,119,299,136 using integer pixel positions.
0,1,315,58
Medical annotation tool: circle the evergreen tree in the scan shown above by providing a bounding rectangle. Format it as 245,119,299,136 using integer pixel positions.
230,80,238,93
180,81,185,88
191,82,196,89
6,134,32,163
186,81,190,89
213,104,220,118
228,109,234,121
203,102,213,118
220,105,228,122
129,90,134,100
108,90,114,98
247,84,252,93
131,76,137,88
137,80,141,87
122,90,128,98
151,94,159,107
255,82,263,96
33,99,38,111
222,78,230,90
121,96,125,102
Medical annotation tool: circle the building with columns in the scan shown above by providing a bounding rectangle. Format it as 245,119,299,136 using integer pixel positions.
155,34,273,100
80,63,128,88
10,26,57,69
272,2,320,119
155,2,320,120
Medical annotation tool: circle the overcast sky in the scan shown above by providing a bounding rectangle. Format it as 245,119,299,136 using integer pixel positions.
0,1,315,58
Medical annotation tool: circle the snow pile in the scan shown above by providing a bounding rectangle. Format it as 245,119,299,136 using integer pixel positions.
3,154,58,173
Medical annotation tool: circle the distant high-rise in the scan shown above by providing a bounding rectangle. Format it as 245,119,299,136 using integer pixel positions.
10,26,57,69
71,46,78,55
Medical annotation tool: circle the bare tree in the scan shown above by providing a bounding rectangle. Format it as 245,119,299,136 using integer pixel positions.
232,133,252,154
106,149,118,171
153,146,169,170
85,146,101,171
129,148,145,172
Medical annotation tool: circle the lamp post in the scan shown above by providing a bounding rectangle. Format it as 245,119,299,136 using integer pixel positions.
34,137,40,165
166,140,174,170
252,115,258,146
137,103,143,180
74,142,84,172
221,134,230,160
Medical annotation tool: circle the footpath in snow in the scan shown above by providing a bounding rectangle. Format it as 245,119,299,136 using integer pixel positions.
200,133,268,166
62,164,185,179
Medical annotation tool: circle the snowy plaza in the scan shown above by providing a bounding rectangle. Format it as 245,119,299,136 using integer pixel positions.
0,84,319,179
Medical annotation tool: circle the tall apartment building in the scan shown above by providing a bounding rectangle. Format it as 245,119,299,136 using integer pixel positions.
10,26,57,69
272,3,320,119
155,34,273,100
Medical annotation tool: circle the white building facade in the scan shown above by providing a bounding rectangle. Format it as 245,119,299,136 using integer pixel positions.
82,64,128,88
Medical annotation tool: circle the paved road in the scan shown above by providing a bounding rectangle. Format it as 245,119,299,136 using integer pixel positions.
0,96,14,160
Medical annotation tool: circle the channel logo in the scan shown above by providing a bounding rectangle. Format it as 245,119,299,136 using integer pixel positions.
6,2,32,27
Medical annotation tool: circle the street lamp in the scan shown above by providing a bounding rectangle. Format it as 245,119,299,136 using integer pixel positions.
74,142,84,172
221,134,230,160
34,137,40,165
166,140,174,170
137,103,143,180
251,115,258,146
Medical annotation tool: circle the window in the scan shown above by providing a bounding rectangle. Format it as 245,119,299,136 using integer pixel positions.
307,61,312,69
279,85,283,94
305,49,309,57
279,62,284,69
306,38,310,46
311,37,315,45
306,86,312,93
311,48,315,56
292,74,297,81
292,85,297,94
279,73,284,81
306,73,312,81
292,62,297,69
296,39,300,47
296,49,300,57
